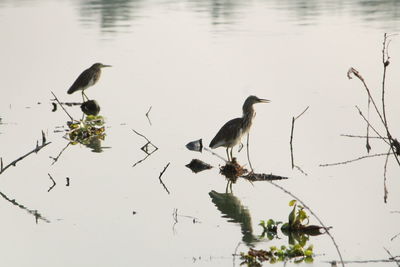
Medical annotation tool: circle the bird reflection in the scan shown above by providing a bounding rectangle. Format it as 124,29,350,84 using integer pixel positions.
209,190,259,246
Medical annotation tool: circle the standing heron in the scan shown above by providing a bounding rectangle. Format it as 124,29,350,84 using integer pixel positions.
209,95,270,161
67,63,111,101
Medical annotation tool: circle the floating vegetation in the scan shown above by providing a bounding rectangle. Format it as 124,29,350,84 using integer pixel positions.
240,200,327,266
67,115,105,144
240,244,314,266
186,159,212,173
185,139,203,152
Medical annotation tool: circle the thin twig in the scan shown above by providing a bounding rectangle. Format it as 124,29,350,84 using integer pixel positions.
320,152,391,167
145,106,152,126
340,134,388,139
384,247,400,267
132,129,152,144
391,232,400,242
232,242,242,267
132,154,151,168
266,180,345,267
347,68,385,127
204,147,227,163
383,147,391,203
290,106,309,170
47,173,56,192
0,191,50,223
0,133,51,175
355,106,390,145
50,142,71,166
246,133,253,172
50,91,74,121
158,162,171,194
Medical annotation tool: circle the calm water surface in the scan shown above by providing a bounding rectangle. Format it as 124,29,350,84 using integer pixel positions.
0,0,399,266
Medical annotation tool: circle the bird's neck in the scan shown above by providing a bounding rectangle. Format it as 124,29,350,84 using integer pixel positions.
242,106,255,133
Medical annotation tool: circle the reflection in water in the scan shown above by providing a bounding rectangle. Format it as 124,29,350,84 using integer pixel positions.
72,0,400,33
209,190,258,246
0,191,50,223
78,0,144,32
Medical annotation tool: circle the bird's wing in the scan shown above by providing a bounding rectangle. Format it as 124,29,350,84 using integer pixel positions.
209,118,242,148
67,68,95,94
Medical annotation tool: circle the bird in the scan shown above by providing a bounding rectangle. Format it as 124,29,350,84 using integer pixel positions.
209,95,270,161
67,63,111,101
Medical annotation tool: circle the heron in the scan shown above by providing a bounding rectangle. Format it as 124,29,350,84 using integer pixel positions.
209,95,270,161
67,63,111,101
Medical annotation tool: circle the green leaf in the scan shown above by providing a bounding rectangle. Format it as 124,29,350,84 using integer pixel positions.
289,199,297,207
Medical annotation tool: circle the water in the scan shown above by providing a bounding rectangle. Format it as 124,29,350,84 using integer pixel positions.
0,0,399,266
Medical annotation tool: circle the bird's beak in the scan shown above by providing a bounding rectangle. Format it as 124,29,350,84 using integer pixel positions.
258,98,270,103
102,64,112,68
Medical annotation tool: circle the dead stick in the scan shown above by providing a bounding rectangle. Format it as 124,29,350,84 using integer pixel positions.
50,142,71,166
266,180,345,267
0,135,51,175
51,91,74,121
290,106,309,169
355,106,389,145
158,162,171,194
341,134,388,139
383,147,390,203
246,133,253,172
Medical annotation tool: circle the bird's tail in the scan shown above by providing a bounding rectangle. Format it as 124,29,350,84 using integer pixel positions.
209,138,218,148
67,87,77,94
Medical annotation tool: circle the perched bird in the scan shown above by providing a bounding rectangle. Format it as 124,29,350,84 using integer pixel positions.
209,95,270,161
67,63,111,101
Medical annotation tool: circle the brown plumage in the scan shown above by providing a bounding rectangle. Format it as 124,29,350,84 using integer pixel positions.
68,63,111,100
209,95,270,161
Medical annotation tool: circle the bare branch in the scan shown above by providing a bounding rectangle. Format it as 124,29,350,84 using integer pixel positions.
50,91,74,121
0,133,51,175
290,106,309,171
50,142,71,166
320,152,391,167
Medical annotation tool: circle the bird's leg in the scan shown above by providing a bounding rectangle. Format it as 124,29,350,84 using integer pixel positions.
230,147,233,162
82,91,89,102
226,147,231,162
